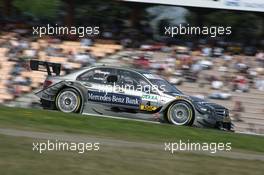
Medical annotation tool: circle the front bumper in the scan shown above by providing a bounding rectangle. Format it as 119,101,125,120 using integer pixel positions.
193,108,234,131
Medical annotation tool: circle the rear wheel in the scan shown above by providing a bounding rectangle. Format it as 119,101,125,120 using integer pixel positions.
167,101,194,126
56,88,81,113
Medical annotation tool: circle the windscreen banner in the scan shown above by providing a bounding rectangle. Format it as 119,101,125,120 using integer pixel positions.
123,0,264,12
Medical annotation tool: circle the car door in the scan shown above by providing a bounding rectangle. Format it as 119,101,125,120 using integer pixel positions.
76,67,114,106
113,69,161,113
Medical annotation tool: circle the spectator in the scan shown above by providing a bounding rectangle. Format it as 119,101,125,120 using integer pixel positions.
232,101,244,122
232,75,249,92
80,38,93,46
255,79,264,91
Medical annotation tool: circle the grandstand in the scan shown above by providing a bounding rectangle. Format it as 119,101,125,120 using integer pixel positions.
0,31,263,134
179,82,264,134
0,32,123,107
155,50,264,134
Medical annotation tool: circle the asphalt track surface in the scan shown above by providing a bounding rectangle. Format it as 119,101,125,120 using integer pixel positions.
0,128,264,161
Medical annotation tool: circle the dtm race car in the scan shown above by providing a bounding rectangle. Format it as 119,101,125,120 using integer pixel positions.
30,60,233,131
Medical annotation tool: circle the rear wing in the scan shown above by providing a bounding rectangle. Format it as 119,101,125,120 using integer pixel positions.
30,60,61,76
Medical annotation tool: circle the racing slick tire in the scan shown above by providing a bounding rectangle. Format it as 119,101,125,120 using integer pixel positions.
166,100,194,126
55,88,82,113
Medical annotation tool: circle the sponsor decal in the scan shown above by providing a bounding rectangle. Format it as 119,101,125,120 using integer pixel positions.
123,0,264,12
142,94,158,101
175,96,185,100
243,2,264,9
140,104,157,111
88,91,141,106
88,91,112,102
143,73,162,80
175,96,192,104
225,0,241,7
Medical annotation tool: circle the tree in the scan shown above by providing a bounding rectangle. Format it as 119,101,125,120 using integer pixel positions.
2,0,13,17
185,9,264,43
13,0,61,20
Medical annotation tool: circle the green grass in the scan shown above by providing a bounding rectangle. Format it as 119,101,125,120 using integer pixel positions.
0,106,264,175
0,135,264,175
0,106,263,153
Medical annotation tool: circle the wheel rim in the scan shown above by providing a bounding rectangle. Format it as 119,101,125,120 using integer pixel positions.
169,103,192,125
57,91,79,113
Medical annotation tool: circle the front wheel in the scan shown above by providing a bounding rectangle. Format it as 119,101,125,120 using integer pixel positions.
56,88,81,113
167,101,194,126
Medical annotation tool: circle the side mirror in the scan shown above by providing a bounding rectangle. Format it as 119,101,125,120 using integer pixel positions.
106,75,118,83
143,85,150,93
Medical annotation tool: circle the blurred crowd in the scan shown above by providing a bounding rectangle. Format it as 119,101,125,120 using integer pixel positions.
121,44,264,95
0,29,264,132
101,43,264,124
0,31,98,97
1,31,264,97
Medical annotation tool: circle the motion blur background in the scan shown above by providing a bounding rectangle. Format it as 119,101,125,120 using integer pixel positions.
0,0,263,134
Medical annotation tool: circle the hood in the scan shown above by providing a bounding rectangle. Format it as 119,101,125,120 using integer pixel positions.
190,96,227,110
189,96,207,103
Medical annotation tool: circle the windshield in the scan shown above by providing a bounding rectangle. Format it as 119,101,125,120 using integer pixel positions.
148,78,183,94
